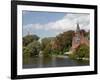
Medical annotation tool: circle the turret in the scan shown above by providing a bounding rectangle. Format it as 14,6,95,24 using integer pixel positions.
76,23,80,32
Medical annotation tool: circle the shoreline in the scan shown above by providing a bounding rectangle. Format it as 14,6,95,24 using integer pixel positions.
52,55,69,58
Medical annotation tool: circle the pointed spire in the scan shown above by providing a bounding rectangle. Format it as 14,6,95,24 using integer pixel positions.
76,22,80,32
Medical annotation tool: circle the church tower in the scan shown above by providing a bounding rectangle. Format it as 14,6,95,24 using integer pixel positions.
76,23,80,32
70,23,81,52
70,22,89,52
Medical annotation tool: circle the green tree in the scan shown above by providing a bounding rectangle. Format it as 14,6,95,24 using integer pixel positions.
43,43,52,57
54,30,74,53
23,47,31,58
41,37,55,50
23,47,31,64
23,34,39,46
62,31,74,51
27,41,41,57
76,44,89,59
70,44,90,60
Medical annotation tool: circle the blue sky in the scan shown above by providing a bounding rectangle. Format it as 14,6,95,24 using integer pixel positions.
22,10,90,39
22,11,66,38
22,11,66,26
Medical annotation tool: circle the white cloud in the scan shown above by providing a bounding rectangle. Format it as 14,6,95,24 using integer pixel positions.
23,13,90,36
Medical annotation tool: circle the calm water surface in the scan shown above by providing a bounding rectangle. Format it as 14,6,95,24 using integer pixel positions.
23,56,89,69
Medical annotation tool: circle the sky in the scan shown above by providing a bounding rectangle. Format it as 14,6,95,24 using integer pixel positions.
22,11,90,39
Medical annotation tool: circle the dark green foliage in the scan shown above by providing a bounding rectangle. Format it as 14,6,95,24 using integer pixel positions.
23,30,89,63
23,34,39,46
55,30,74,53
75,44,89,59
23,34,40,63
69,44,89,60
42,43,52,57
27,41,41,57
41,30,74,56
23,47,31,64
41,37,55,50
23,47,31,58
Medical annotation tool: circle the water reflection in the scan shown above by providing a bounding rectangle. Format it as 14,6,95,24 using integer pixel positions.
23,55,89,69
52,55,56,67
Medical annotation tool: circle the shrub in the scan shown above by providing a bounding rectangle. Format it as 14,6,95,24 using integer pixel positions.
27,41,41,57
75,44,89,59
69,44,89,60
23,47,31,64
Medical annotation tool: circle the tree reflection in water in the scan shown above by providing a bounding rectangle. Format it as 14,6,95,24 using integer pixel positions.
23,55,89,69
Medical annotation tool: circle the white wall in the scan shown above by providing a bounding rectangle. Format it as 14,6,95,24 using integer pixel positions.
0,0,99,80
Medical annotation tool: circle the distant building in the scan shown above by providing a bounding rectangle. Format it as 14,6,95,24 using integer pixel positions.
50,23,89,53
70,23,89,52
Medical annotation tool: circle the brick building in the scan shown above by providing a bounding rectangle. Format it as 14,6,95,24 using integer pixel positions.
70,23,89,52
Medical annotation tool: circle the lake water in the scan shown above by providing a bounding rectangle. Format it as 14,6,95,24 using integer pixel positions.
23,56,89,69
